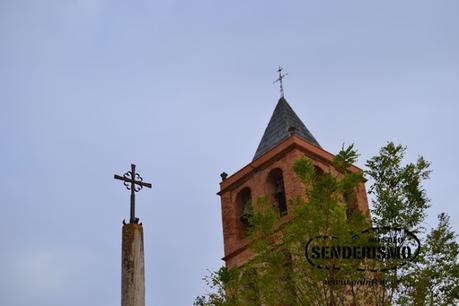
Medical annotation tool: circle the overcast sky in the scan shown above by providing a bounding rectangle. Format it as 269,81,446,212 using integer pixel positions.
0,1,458,305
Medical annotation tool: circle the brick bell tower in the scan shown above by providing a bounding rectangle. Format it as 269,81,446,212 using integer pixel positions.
218,96,370,268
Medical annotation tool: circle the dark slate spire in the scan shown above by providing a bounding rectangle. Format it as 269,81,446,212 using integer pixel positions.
253,97,320,160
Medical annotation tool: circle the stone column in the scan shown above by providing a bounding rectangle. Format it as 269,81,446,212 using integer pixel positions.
121,223,145,306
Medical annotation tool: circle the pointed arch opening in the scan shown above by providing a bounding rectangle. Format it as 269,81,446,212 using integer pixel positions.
314,165,324,178
236,187,252,236
267,168,288,216
344,190,358,219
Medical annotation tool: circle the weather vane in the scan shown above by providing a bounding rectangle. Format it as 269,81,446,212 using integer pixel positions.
114,164,152,224
273,66,288,98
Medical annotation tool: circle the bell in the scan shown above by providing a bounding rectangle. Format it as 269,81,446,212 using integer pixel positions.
240,199,252,222
275,181,284,194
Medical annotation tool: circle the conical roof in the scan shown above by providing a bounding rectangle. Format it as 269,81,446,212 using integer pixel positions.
253,97,320,160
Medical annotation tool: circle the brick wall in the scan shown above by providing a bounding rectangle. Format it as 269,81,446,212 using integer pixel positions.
219,136,369,268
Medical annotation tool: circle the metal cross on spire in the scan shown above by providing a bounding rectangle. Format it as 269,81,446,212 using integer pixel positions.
114,164,152,224
273,66,288,98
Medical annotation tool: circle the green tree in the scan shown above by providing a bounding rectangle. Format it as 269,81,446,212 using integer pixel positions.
365,142,431,234
196,142,459,306
365,142,432,305
196,145,379,306
397,213,459,305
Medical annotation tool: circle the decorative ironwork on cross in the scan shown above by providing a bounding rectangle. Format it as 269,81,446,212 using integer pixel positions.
114,164,152,224
273,66,288,98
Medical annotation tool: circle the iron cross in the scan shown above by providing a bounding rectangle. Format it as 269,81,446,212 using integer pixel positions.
114,164,152,224
273,66,288,98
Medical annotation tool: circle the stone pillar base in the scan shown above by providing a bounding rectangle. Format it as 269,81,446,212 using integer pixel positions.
121,223,145,306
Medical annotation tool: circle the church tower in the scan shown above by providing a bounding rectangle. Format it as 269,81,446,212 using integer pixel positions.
218,97,370,268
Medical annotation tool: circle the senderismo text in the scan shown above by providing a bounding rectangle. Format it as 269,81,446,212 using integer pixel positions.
310,245,412,260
